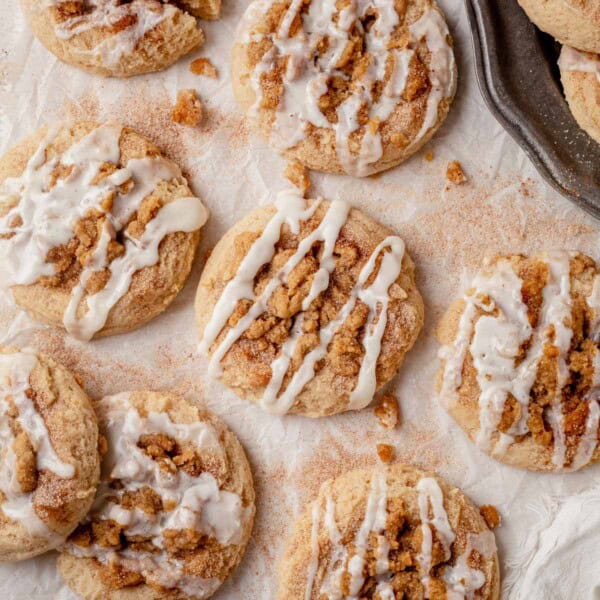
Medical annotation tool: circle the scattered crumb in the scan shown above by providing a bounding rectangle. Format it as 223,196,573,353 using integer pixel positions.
479,504,501,529
376,443,394,463
172,89,203,127
446,160,467,185
374,394,400,429
190,58,218,79
284,160,311,195
97,435,108,457
424,151,434,162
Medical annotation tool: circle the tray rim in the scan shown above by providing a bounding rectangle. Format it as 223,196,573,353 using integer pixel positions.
464,0,600,220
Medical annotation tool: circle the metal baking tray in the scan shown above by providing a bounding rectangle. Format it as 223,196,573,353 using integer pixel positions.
464,0,600,218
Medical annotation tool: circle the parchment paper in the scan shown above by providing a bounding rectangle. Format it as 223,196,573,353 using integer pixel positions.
0,0,599,598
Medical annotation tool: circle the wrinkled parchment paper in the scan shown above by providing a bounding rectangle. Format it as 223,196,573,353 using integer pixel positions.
1,0,600,598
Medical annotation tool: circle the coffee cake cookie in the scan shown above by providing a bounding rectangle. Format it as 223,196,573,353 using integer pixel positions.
58,391,255,599
232,0,457,177
559,46,600,144
517,0,600,54
438,251,600,472
279,464,500,599
21,0,220,77
0,346,99,562
0,121,208,341
196,191,424,417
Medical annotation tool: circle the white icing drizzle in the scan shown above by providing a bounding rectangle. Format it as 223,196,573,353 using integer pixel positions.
242,0,455,176
46,0,177,68
0,349,74,540
442,530,496,600
0,123,208,341
570,274,600,470
64,393,248,598
304,472,389,600
198,190,405,414
438,252,592,468
416,477,455,596
559,45,600,84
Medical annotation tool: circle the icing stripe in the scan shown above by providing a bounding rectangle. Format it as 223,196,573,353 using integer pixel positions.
305,472,389,600
559,46,600,84
416,477,456,595
199,192,406,414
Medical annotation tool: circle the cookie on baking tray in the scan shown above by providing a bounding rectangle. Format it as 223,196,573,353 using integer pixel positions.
0,346,99,562
58,391,255,599
559,46,600,144
0,121,208,341
517,0,600,54
231,0,457,176
437,251,600,472
20,0,220,78
195,191,424,418
279,463,500,600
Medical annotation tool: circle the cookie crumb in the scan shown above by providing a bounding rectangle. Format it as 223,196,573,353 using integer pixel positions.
190,58,218,79
446,160,467,184
284,160,311,195
98,434,108,457
172,90,203,127
376,443,394,463
479,504,501,529
424,151,434,162
374,394,400,429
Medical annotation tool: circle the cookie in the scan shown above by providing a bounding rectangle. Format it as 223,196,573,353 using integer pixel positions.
517,0,600,54
0,346,99,562
279,464,500,600
0,121,208,341
437,251,600,472
20,0,216,78
231,0,457,177
559,46,600,144
196,191,424,417
58,391,255,599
